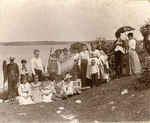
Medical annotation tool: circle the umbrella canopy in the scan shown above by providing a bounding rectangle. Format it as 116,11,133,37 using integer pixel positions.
115,26,135,34
69,42,87,53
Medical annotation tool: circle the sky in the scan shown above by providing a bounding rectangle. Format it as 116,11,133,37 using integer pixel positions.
0,0,150,42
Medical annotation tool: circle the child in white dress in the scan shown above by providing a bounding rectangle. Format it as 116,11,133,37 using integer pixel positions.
18,76,34,105
53,74,67,99
31,75,42,103
64,74,74,97
72,72,82,94
41,74,56,102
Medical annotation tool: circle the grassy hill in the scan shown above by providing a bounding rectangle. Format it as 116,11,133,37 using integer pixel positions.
0,76,149,122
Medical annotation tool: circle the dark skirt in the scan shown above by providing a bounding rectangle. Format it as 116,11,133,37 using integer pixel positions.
80,59,87,87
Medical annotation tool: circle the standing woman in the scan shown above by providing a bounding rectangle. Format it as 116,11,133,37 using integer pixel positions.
55,49,62,63
97,42,110,82
86,42,101,87
126,33,142,75
79,45,89,87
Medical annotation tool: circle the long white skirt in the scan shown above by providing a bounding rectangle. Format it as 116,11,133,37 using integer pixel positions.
19,96,34,105
42,93,53,103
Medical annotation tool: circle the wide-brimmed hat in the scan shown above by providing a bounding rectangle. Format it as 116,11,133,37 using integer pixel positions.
21,59,27,63
64,74,72,80
73,72,78,76
55,49,62,54
44,73,50,78
33,49,40,54
146,23,150,27
62,48,68,52
9,56,16,60
55,74,62,79
127,32,133,37
51,53,56,57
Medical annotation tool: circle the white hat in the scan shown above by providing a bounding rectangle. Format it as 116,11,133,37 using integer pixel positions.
9,56,15,60
64,74,72,80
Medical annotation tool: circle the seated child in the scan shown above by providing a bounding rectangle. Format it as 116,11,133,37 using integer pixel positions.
72,72,82,94
41,73,56,102
64,74,74,97
53,74,67,99
18,76,34,105
90,59,100,88
31,75,42,103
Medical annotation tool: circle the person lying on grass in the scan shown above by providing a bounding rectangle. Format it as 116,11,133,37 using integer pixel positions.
41,73,57,102
63,74,74,97
72,72,82,95
31,75,42,103
53,74,67,100
18,76,34,105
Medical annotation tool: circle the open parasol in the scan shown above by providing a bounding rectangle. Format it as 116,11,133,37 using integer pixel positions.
115,26,135,34
69,42,87,53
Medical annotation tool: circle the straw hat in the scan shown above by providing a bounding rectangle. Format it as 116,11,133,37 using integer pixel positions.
64,74,72,80
44,73,50,78
33,49,40,54
9,56,16,60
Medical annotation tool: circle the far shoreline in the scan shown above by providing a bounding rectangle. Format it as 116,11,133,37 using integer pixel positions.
0,40,142,46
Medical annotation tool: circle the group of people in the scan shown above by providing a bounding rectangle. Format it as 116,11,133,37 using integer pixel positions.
18,72,81,105
114,32,142,78
4,31,142,105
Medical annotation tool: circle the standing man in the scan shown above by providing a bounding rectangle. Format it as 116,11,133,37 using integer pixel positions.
114,33,125,78
5,56,19,101
31,49,45,81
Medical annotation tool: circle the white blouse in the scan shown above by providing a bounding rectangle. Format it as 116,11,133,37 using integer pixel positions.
128,39,136,50
31,57,44,75
80,51,89,60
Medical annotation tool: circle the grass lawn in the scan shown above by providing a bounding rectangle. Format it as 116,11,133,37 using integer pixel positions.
0,76,150,122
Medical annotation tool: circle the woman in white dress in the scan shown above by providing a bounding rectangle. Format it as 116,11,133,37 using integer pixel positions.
63,74,74,96
86,42,102,87
41,74,56,102
126,33,142,75
97,42,110,82
18,76,34,105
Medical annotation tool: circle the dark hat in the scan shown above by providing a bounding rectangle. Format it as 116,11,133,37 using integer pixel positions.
21,59,27,63
55,49,62,54
146,24,150,27
127,32,133,37
51,53,56,57
33,49,40,54
62,48,68,52
20,75,27,80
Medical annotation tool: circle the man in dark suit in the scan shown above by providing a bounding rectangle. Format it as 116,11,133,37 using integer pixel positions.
5,56,19,101
113,33,125,78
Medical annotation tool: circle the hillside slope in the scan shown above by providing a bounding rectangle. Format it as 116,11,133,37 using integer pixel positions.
0,76,149,122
